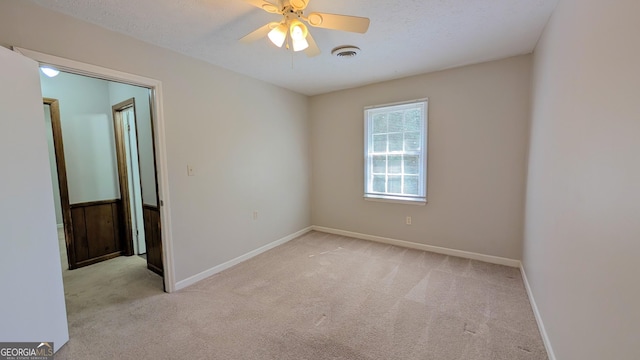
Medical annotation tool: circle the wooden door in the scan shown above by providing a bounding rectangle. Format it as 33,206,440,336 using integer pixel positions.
43,91,127,269
142,93,163,276
143,205,163,276
113,96,163,276
44,98,125,269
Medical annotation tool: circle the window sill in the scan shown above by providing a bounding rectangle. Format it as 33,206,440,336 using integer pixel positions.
364,194,427,206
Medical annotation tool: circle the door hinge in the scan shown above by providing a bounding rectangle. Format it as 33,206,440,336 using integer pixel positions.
160,200,164,207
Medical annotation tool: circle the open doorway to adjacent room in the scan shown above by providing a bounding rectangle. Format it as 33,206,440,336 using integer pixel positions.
41,70,164,278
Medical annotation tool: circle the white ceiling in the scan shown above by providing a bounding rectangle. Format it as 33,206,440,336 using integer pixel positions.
30,0,558,96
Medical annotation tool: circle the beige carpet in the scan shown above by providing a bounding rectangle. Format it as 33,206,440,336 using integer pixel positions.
55,231,547,359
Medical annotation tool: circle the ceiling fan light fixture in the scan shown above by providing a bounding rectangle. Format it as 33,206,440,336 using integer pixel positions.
241,0,371,57
267,23,288,47
289,20,309,51
292,37,309,52
289,20,308,40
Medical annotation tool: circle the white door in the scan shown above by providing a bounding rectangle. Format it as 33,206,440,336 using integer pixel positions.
0,46,69,350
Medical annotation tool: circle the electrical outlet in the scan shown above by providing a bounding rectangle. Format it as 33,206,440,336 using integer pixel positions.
187,164,195,176
406,216,412,225
253,211,258,220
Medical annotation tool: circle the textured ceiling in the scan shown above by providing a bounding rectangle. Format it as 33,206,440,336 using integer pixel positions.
30,0,558,95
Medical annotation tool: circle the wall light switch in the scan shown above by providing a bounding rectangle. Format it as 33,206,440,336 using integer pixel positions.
187,164,195,176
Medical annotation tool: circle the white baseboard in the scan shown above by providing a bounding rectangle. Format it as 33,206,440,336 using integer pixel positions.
520,264,556,360
174,227,312,291
311,226,521,267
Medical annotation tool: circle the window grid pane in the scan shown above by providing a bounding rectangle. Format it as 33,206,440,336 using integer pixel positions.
373,134,387,153
372,155,387,174
365,100,427,201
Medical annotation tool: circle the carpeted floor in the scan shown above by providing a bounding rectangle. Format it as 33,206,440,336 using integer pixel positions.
55,231,547,359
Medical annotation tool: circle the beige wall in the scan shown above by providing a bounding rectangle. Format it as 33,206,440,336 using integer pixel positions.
310,55,531,260
524,0,640,359
8,1,639,357
0,0,311,283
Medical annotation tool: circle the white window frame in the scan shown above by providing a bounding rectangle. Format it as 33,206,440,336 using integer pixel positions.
364,99,428,205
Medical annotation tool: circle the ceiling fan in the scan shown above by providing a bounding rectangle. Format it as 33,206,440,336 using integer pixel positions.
240,0,370,57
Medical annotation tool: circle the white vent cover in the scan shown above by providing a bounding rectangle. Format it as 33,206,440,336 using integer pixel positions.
331,46,361,58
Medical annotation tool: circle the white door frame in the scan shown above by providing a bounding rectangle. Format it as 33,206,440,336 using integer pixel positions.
13,46,176,292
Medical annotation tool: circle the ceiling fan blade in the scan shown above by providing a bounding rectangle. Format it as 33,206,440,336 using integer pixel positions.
304,32,321,57
305,12,370,34
289,0,309,11
239,23,276,43
243,0,281,13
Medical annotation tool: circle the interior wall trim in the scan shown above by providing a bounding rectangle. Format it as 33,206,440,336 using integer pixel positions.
312,226,521,267
69,198,119,208
520,264,557,360
174,226,313,291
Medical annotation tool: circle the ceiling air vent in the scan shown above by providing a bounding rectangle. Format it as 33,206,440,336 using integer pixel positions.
332,46,360,58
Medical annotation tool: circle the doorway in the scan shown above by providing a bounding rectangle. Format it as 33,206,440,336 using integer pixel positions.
43,98,73,269
113,100,146,257
15,46,174,292
112,98,163,275
41,71,165,278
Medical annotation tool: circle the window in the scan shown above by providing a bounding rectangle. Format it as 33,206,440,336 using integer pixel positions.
364,99,427,204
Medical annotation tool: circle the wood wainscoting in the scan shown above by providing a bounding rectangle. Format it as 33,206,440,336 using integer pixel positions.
143,204,163,276
69,199,123,269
